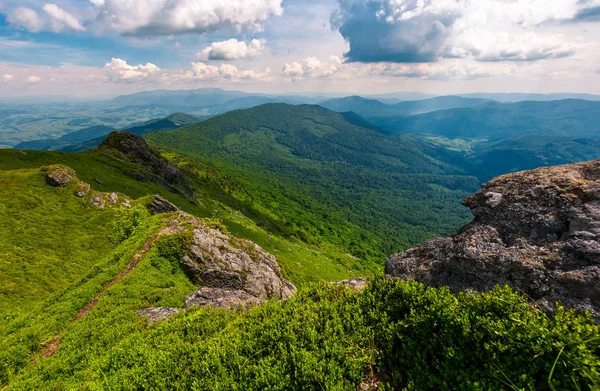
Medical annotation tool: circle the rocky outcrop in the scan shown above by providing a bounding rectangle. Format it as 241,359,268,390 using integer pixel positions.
98,132,193,198
386,159,600,319
44,165,76,187
182,223,296,301
146,195,178,215
139,214,296,322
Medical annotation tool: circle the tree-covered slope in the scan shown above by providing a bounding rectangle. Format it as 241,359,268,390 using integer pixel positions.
146,103,479,261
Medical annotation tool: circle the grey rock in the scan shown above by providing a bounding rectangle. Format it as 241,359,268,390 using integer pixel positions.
44,165,76,187
185,287,262,309
99,132,194,198
387,159,600,319
181,224,296,301
138,308,182,324
146,195,179,215
332,277,369,291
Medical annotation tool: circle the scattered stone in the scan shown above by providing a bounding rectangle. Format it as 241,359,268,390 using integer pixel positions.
44,165,76,187
95,178,103,186
90,193,106,208
74,182,90,197
332,277,369,291
138,308,182,324
386,159,600,319
185,287,262,310
146,195,179,215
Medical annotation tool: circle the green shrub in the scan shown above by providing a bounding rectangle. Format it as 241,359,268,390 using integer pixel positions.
154,230,194,272
362,279,600,390
109,205,150,243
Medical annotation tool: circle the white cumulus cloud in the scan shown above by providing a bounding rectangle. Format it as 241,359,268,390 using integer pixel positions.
283,56,343,81
95,0,283,36
43,4,85,32
197,39,266,61
104,58,162,83
7,7,45,32
333,0,597,63
1,74,13,83
190,62,271,81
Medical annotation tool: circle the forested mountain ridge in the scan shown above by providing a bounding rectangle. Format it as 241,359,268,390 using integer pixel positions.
146,103,480,261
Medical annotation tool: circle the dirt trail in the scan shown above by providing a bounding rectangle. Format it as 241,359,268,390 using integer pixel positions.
40,222,182,358
73,232,160,321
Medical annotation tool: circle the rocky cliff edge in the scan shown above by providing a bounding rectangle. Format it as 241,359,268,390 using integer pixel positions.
386,159,600,318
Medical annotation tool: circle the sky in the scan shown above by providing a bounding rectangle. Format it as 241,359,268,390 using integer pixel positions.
1,0,600,97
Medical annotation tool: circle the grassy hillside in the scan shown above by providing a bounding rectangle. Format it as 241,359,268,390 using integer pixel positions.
0,148,374,299
0,167,117,318
146,104,479,262
0,173,596,390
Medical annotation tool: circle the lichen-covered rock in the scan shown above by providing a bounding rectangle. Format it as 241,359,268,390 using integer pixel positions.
90,191,129,209
185,287,262,309
44,165,76,187
146,195,179,215
74,182,91,197
181,223,296,301
387,159,600,319
138,215,296,321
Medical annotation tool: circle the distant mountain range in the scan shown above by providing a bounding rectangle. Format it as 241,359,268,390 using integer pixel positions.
13,113,199,152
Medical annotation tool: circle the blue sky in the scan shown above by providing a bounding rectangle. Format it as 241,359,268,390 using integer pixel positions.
1,0,600,97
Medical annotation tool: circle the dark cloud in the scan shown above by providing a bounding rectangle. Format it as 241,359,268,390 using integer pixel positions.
574,6,600,21
332,0,461,63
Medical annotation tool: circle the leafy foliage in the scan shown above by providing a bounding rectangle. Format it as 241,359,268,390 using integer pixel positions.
109,205,150,243
1,265,597,390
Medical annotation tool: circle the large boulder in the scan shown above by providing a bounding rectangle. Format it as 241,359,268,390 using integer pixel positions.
386,159,600,319
181,223,296,301
139,216,296,322
43,165,76,187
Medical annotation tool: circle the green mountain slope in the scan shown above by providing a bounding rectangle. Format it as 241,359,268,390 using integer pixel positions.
0,167,117,316
146,104,479,261
470,135,600,179
0,139,373,314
